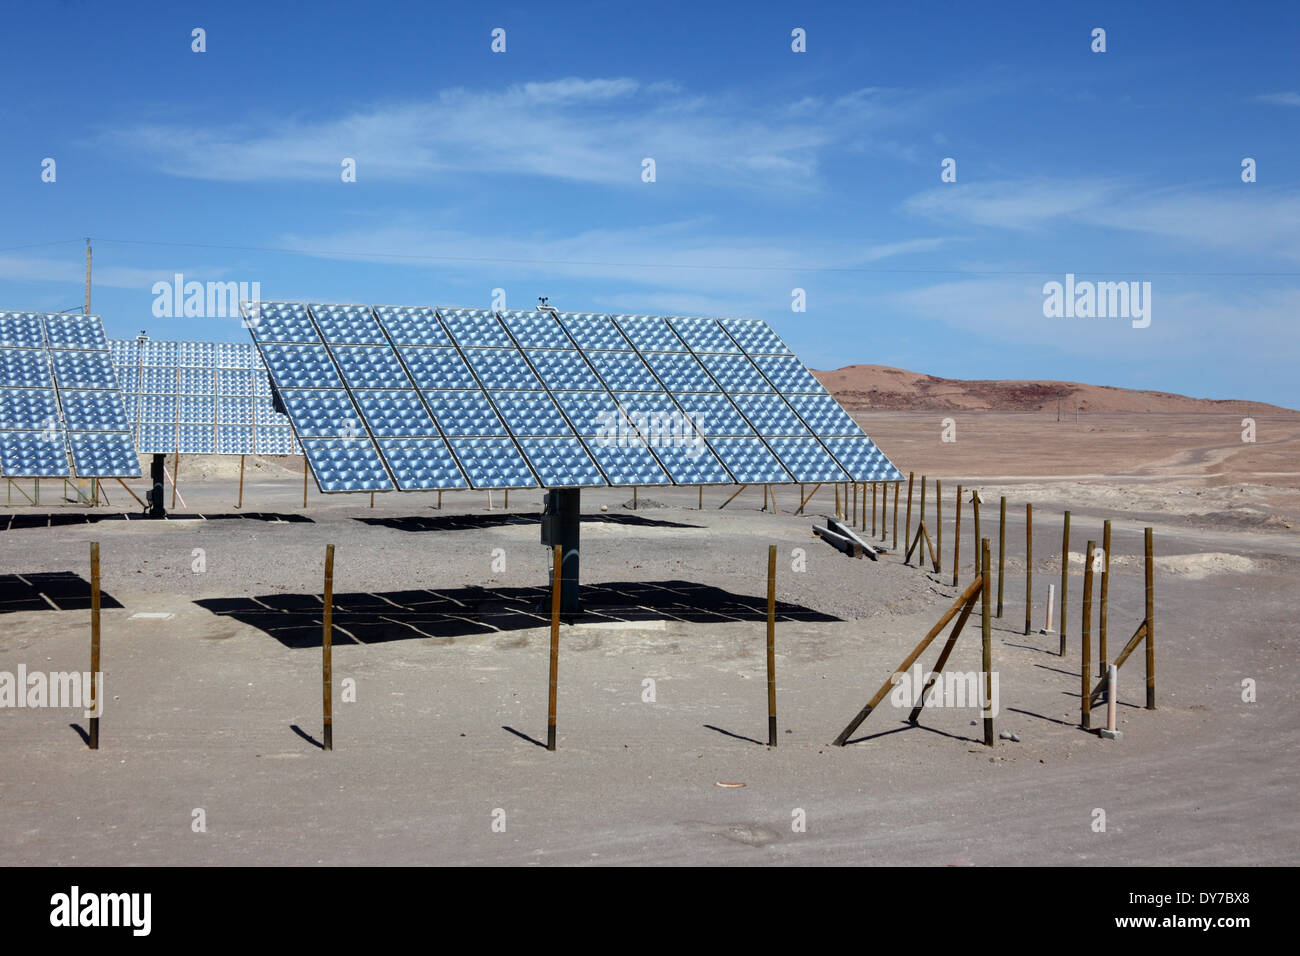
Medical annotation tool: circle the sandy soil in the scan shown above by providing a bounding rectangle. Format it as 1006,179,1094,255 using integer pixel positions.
1,413,1297,866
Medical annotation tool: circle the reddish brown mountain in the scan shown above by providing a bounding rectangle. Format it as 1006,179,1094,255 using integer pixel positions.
811,365,1294,413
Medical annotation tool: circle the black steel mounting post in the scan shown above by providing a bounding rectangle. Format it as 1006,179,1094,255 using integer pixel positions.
148,453,167,517
541,488,582,615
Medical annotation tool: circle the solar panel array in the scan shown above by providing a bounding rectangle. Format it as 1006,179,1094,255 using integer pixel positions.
0,312,140,479
109,339,298,455
243,302,903,494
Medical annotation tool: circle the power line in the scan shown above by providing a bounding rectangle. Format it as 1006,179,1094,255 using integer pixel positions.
0,239,84,253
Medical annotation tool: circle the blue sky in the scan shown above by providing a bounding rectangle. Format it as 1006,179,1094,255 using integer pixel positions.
3,1,1298,407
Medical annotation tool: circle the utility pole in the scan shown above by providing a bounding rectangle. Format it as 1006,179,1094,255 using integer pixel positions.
84,238,92,314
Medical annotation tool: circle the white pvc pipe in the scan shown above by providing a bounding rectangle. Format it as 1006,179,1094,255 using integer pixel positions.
1042,583,1055,632
1107,664,1118,732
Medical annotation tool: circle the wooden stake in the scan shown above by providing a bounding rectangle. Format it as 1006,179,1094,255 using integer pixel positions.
972,490,981,578
835,483,842,521
438,490,442,510
1024,503,1033,636
997,496,1006,617
236,454,245,509
834,575,985,746
935,480,943,573
1081,539,1095,730
892,482,899,549
370,491,375,509
907,585,979,724
871,483,876,535
699,485,703,510
114,477,144,509
303,456,309,509
89,542,101,750
1100,519,1111,677
904,472,914,555
505,489,510,509
548,543,562,751
952,485,962,587
1059,510,1070,656
719,484,748,509
323,544,334,751
171,451,179,510
1145,527,1155,710
919,475,927,547
766,544,777,747
632,486,637,510
981,537,993,747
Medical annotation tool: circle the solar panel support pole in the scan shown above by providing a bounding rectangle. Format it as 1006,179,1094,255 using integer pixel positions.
148,454,166,517
542,489,582,615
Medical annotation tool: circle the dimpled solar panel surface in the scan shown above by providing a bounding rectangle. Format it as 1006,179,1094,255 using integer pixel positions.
242,302,903,492
0,312,139,478
110,337,297,455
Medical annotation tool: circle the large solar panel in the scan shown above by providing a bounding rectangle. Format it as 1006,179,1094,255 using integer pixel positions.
110,337,297,455
0,312,139,479
242,302,903,493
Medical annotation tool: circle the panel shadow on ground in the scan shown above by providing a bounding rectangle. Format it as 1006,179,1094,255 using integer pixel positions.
0,512,313,531
196,580,839,648
0,572,125,613
356,512,702,532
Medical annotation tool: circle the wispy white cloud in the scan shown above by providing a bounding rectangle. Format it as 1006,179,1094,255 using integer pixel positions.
888,277,1300,364
272,219,951,294
1255,91,1300,106
904,179,1300,260
104,78,927,192
0,254,224,291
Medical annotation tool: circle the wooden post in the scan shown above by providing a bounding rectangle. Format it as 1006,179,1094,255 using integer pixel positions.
548,543,562,750
1024,503,1033,636
699,485,703,510
303,456,309,509
505,489,510,509
871,483,876,535
835,483,842,521
1100,519,1111,677
632,486,637,510
1081,540,1095,730
236,454,245,509
919,476,927,550
834,576,985,746
322,544,334,751
1145,527,1155,710
997,496,1006,617
935,480,943,573
89,542,101,750
171,451,179,510
1059,510,1071,656
438,490,442,510
972,491,981,578
904,472,914,554
892,482,899,549
850,482,856,526
766,545,777,747
981,538,993,747
370,491,375,509
952,485,962,587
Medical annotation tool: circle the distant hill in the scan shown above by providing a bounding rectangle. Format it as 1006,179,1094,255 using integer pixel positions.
811,365,1295,414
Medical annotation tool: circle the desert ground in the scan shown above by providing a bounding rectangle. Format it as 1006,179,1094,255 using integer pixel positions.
2,405,1298,866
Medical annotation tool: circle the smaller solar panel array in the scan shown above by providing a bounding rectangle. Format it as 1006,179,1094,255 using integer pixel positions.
109,339,297,455
0,312,139,479
245,302,904,493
